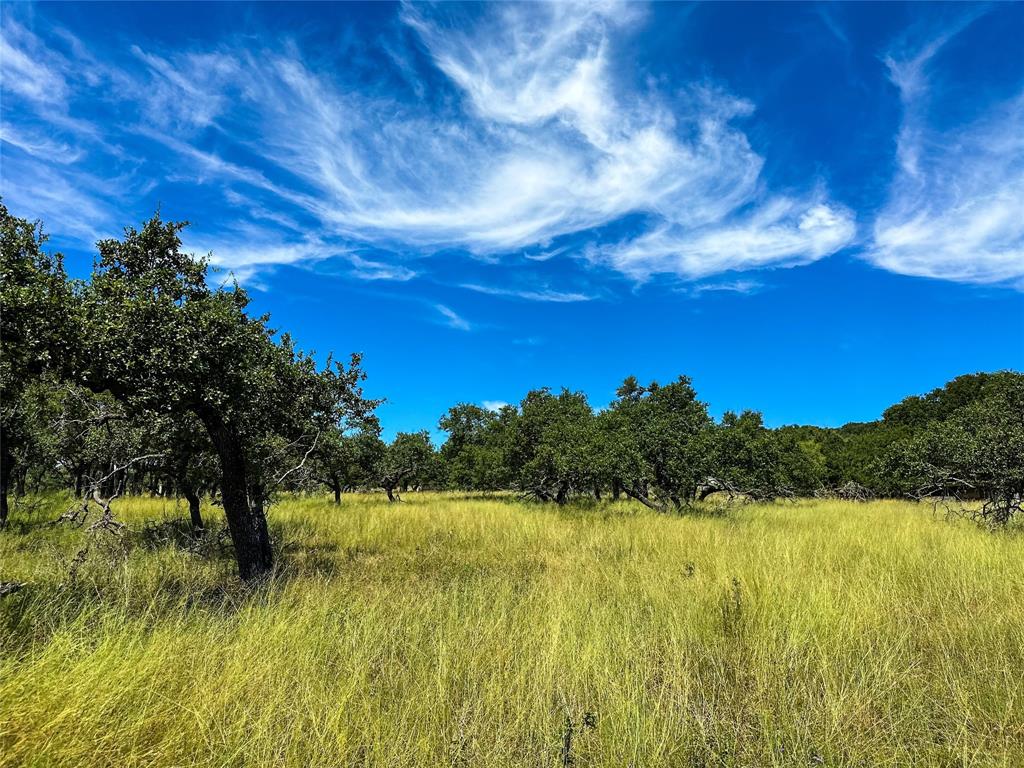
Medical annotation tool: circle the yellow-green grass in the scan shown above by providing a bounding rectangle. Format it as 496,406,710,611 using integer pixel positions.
1,493,1023,767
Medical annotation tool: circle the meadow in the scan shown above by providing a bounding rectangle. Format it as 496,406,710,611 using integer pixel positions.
1,493,1022,767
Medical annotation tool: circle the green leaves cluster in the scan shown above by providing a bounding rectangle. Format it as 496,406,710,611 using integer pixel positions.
878,374,1024,524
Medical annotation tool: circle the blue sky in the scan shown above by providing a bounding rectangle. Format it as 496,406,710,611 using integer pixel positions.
2,1,1022,440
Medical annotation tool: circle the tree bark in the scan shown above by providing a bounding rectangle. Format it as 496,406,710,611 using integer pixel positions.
555,480,570,505
0,429,11,529
697,478,725,501
180,479,204,530
622,482,663,511
612,478,622,501
198,409,273,581
385,484,396,503
332,482,341,505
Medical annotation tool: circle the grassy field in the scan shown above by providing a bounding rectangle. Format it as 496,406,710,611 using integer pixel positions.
1,493,1023,767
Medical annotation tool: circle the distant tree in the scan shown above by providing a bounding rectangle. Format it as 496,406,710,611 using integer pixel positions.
879,375,1024,525
881,372,1017,428
151,412,217,529
596,381,648,502
438,403,512,491
505,388,596,504
702,410,787,501
606,376,712,511
348,430,387,490
378,431,435,502
27,383,144,501
310,427,353,505
310,425,384,503
774,430,828,495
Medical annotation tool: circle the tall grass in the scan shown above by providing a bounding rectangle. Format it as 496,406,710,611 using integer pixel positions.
1,493,1022,766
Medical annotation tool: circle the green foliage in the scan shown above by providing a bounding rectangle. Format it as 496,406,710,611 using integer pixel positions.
776,433,828,494
882,372,1018,428
0,203,74,524
706,410,786,500
308,427,383,502
377,431,437,500
603,376,712,509
437,403,510,491
506,388,598,503
430,371,1024,514
1,207,376,577
72,214,381,576
78,214,375,460
879,374,1024,524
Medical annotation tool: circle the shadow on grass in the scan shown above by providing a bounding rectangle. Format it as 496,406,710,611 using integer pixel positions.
134,517,236,559
274,538,344,580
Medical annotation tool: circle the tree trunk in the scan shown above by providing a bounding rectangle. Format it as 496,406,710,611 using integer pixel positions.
555,480,570,505
101,462,117,499
330,477,341,505
623,482,663,512
249,480,265,522
593,483,602,501
385,484,397,503
199,410,273,581
0,430,11,529
698,478,724,501
180,479,204,530
612,478,622,501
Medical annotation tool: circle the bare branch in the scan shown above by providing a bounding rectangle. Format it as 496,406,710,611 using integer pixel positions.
275,431,321,486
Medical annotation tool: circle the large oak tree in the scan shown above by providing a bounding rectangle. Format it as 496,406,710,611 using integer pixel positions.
73,215,375,579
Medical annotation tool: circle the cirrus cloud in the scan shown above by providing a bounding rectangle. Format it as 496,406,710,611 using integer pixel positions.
1,2,857,289
868,17,1024,286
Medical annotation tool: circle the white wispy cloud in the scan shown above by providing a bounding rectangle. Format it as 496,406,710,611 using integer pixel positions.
435,304,471,331
1,125,83,164
1,2,855,285
592,198,855,281
482,400,509,412
688,279,765,296
347,255,417,282
0,151,113,243
868,16,1024,286
460,283,594,302
0,18,67,104
183,234,418,288
394,3,855,272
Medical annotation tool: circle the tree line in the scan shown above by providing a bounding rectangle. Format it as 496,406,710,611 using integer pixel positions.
3,204,1022,579
347,370,1021,520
